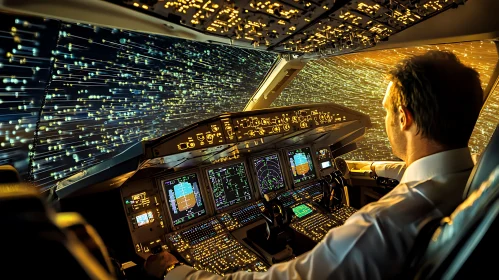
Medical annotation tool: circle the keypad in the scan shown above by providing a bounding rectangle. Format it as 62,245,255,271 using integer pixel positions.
218,202,264,231
181,218,223,245
290,204,341,242
296,182,323,200
331,205,358,224
169,218,268,275
277,190,302,207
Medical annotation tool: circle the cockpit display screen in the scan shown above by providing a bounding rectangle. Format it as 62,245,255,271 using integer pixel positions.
135,211,154,227
207,162,252,211
287,147,316,185
321,160,332,169
163,173,206,226
292,204,313,218
253,153,285,194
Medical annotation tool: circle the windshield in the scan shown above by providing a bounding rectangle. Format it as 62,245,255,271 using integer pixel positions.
273,41,499,161
0,13,277,189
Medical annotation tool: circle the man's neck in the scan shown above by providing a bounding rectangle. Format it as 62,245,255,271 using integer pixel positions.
404,139,448,167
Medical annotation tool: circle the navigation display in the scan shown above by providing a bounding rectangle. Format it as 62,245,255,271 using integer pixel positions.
163,173,206,226
208,162,252,211
253,154,285,194
287,147,317,185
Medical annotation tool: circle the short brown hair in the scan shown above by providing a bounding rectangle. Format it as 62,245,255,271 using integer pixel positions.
388,50,483,148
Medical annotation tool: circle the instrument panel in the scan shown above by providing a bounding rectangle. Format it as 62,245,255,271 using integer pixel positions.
168,218,268,275
144,103,370,158
162,173,207,226
287,146,317,186
121,143,356,274
252,153,286,195
207,162,253,211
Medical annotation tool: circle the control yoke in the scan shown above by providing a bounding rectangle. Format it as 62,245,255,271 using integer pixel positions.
261,196,293,242
320,170,347,211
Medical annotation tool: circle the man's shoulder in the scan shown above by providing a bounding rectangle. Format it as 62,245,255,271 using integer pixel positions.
354,170,472,226
355,180,438,227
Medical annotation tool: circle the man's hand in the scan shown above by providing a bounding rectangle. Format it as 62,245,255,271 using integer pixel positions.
144,251,179,278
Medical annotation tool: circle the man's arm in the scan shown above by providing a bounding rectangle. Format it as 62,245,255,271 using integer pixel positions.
166,214,397,280
372,162,406,181
166,186,432,280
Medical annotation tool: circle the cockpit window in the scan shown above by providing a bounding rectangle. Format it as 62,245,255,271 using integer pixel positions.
273,41,499,161
0,13,277,189
470,84,499,156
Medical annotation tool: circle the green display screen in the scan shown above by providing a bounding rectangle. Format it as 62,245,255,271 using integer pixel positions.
292,204,313,218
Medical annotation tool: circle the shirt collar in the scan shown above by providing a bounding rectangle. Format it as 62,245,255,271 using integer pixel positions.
400,147,474,184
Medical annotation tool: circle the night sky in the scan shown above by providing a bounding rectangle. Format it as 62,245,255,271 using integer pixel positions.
0,13,276,189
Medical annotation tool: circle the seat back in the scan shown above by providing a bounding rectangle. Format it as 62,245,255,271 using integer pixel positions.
415,166,499,279
401,124,499,279
0,165,21,183
0,183,114,279
55,212,116,275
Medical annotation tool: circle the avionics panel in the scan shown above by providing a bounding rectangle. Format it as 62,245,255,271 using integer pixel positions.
317,147,333,170
134,211,155,228
287,146,317,186
320,161,332,169
317,148,332,161
207,162,252,212
145,103,372,159
116,0,460,56
121,180,168,257
252,153,285,195
161,173,207,227
232,108,346,142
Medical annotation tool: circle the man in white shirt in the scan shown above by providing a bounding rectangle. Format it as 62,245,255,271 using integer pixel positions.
148,50,484,279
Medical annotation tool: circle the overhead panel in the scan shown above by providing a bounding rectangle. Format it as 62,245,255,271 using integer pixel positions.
108,0,468,56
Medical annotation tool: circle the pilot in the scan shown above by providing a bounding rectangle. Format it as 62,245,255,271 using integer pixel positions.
146,50,484,279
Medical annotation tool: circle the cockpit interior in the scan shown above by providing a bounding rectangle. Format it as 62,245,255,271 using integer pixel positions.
1,0,498,279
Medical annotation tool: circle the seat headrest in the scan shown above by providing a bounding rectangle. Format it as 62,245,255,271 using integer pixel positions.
463,124,499,198
416,165,499,279
0,183,47,213
0,165,21,183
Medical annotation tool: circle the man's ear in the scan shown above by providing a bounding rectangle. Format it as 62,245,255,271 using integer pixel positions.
398,106,413,131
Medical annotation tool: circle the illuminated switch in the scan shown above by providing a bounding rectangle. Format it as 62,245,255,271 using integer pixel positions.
177,143,188,150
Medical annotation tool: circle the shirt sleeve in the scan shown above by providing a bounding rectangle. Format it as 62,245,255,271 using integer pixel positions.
374,162,406,181
165,187,429,280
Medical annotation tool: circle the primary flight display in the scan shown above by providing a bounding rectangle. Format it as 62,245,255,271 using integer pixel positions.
287,147,317,185
163,173,206,226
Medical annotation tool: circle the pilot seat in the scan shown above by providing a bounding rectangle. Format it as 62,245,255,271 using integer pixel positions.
0,169,116,279
405,124,499,279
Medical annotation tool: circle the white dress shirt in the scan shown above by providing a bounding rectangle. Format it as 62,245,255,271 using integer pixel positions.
373,161,406,181
167,148,474,280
